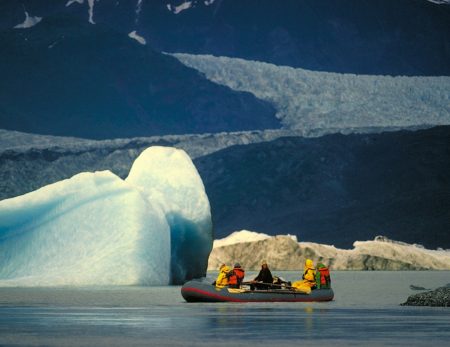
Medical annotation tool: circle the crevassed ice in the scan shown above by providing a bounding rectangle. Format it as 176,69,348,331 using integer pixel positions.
0,146,212,286
173,53,450,131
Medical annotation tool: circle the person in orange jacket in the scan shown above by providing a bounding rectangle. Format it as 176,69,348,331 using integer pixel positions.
228,263,245,288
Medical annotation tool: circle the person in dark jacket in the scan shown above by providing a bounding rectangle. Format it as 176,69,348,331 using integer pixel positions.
251,260,273,290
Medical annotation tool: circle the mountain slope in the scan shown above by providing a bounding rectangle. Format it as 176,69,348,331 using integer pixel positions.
0,16,277,139
0,126,424,201
140,0,450,75
195,126,450,249
1,0,449,76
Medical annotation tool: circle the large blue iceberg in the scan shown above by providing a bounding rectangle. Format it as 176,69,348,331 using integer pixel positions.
0,146,212,286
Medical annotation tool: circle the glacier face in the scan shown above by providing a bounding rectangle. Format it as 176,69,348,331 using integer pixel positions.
173,54,450,132
209,231,450,271
0,146,212,286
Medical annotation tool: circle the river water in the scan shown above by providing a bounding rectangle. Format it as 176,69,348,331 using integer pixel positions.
1,271,449,346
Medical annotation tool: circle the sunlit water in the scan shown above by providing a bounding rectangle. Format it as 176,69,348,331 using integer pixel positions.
1,271,449,346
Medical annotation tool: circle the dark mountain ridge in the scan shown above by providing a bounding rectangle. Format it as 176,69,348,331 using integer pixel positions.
195,126,450,249
2,0,449,76
0,14,277,139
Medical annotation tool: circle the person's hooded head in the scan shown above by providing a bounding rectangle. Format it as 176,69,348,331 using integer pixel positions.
317,262,327,269
219,263,229,272
305,259,315,270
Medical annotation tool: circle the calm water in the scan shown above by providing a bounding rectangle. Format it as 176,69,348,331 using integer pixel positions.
1,271,449,346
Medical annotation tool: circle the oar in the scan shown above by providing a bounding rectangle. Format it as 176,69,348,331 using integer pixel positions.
242,281,296,290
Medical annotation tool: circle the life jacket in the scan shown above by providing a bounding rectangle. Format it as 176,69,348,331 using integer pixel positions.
302,259,316,283
302,267,316,284
316,265,331,289
319,267,330,285
228,267,245,286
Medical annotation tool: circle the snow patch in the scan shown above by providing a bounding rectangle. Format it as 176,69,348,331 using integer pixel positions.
167,1,193,14
88,0,96,24
65,0,95,24
166,0,216,13
135,0,143,24
14,11,42,29
66,0,84,6
128,31,146,45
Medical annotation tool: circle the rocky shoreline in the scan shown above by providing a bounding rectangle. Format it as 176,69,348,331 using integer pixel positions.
401,287,450,307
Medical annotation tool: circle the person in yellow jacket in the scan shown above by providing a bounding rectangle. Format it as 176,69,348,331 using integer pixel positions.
292,259,317,294
213,263,230,288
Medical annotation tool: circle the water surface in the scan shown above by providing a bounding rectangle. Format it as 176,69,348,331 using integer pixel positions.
1,271,449,346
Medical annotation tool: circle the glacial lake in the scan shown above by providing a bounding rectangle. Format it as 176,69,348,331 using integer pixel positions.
0,271,449,346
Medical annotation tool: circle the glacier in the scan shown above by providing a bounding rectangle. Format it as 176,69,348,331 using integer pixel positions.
0,146,212,286
173,53,450,132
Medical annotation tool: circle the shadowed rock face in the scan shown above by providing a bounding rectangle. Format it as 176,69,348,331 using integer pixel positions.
3,0,448,76
0,16,278,139
401,287,450,307
195,126,450,249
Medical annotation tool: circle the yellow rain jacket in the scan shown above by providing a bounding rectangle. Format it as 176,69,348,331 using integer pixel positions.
303,259,316,283
292,259,316,294
215,265,230,288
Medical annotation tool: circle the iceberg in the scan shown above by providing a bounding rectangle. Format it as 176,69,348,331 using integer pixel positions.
0,146,212,286
126,147,213,284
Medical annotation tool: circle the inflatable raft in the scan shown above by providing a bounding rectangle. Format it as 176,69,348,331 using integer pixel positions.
181,279,334,303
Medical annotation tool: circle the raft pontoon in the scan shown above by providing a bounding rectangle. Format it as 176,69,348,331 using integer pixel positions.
181,279,334,303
